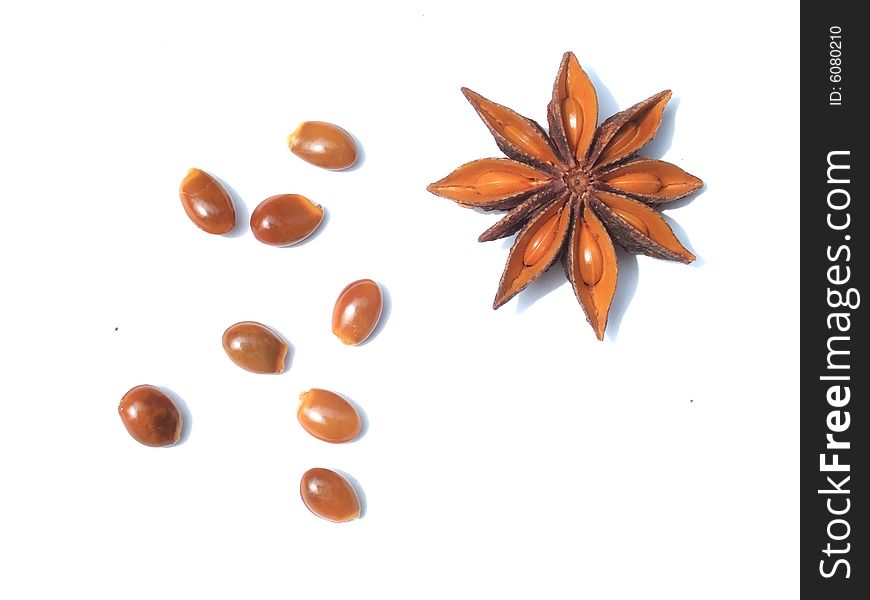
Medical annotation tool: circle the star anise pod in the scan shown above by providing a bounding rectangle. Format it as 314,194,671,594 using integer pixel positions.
427,52,703,340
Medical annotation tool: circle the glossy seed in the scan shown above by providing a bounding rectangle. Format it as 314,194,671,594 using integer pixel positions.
288,121,358,170
503,124,539,154
612,207,649,235
332,279,383,345
561,97,583,151
298,389,361,443
522,209,562,266
474,170,538,197
251,194,324,246
118,385,183,447
300,468,361,523
222,321,288,374
178,168,236,234
578,221,604,286
605,171,663,195
464,89,561,165
603,123,639,160
426,159,549,206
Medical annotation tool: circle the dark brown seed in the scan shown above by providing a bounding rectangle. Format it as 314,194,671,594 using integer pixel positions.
222,321,288,374
300,468,361,522
118,385,183,447
178,168,236,234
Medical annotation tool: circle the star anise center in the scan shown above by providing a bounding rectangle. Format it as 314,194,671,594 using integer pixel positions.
564,166,596,195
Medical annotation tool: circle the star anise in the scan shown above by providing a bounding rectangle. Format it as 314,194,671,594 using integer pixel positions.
427,52,703,340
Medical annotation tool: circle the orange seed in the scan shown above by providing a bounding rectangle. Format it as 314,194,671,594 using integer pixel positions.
300,468,361,523
288,121,358,170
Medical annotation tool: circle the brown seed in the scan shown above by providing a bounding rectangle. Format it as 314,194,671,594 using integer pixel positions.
599,159,702,203
578,221,604,286
472,169,539,197
595,192,694,263
118,385,183,447
250,194,324,246
602,123,639,161
604,171,663,195
597,91,671,166
611,207,649,235
331,279,383,345
425,158,550,207
298,389,361,443
300,468,361,523
561,97,584,151
222,321,288,374
462,88,561,167
522,208,563,267
288,121,358,170
178,168,236,234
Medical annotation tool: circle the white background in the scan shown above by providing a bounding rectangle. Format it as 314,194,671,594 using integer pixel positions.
0,1,799,598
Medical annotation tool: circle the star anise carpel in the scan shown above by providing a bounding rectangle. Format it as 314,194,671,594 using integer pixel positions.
427,51,703,340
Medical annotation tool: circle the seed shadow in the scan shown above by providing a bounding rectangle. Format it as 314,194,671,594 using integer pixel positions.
160,386,193,446
342,132,366,172
358,282,391,346
605,250,639,341
516,264,568,313
340,392,369,443
280,339,295,373
215,176,250,238
334,468,367,519
583,67,620,124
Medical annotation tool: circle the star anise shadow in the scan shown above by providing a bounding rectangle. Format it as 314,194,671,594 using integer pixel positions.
516,264,568,312
643,96,679,157
604,250,639,340
584,67,620,130
661,213,703,266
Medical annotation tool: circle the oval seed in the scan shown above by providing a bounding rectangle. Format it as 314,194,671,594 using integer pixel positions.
251,194,324,246
297,389,361,443
522,209,562,266
605,171,663,195
473,170,537,197
561,97,583,151
503,124,536,153
611,207,649,235
288,121,358,170
602,123,639,160
178,168,236,234
300,468,361,523
578,221,604,286
332,279,383,345
118,385,183,447
222,321,288,374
